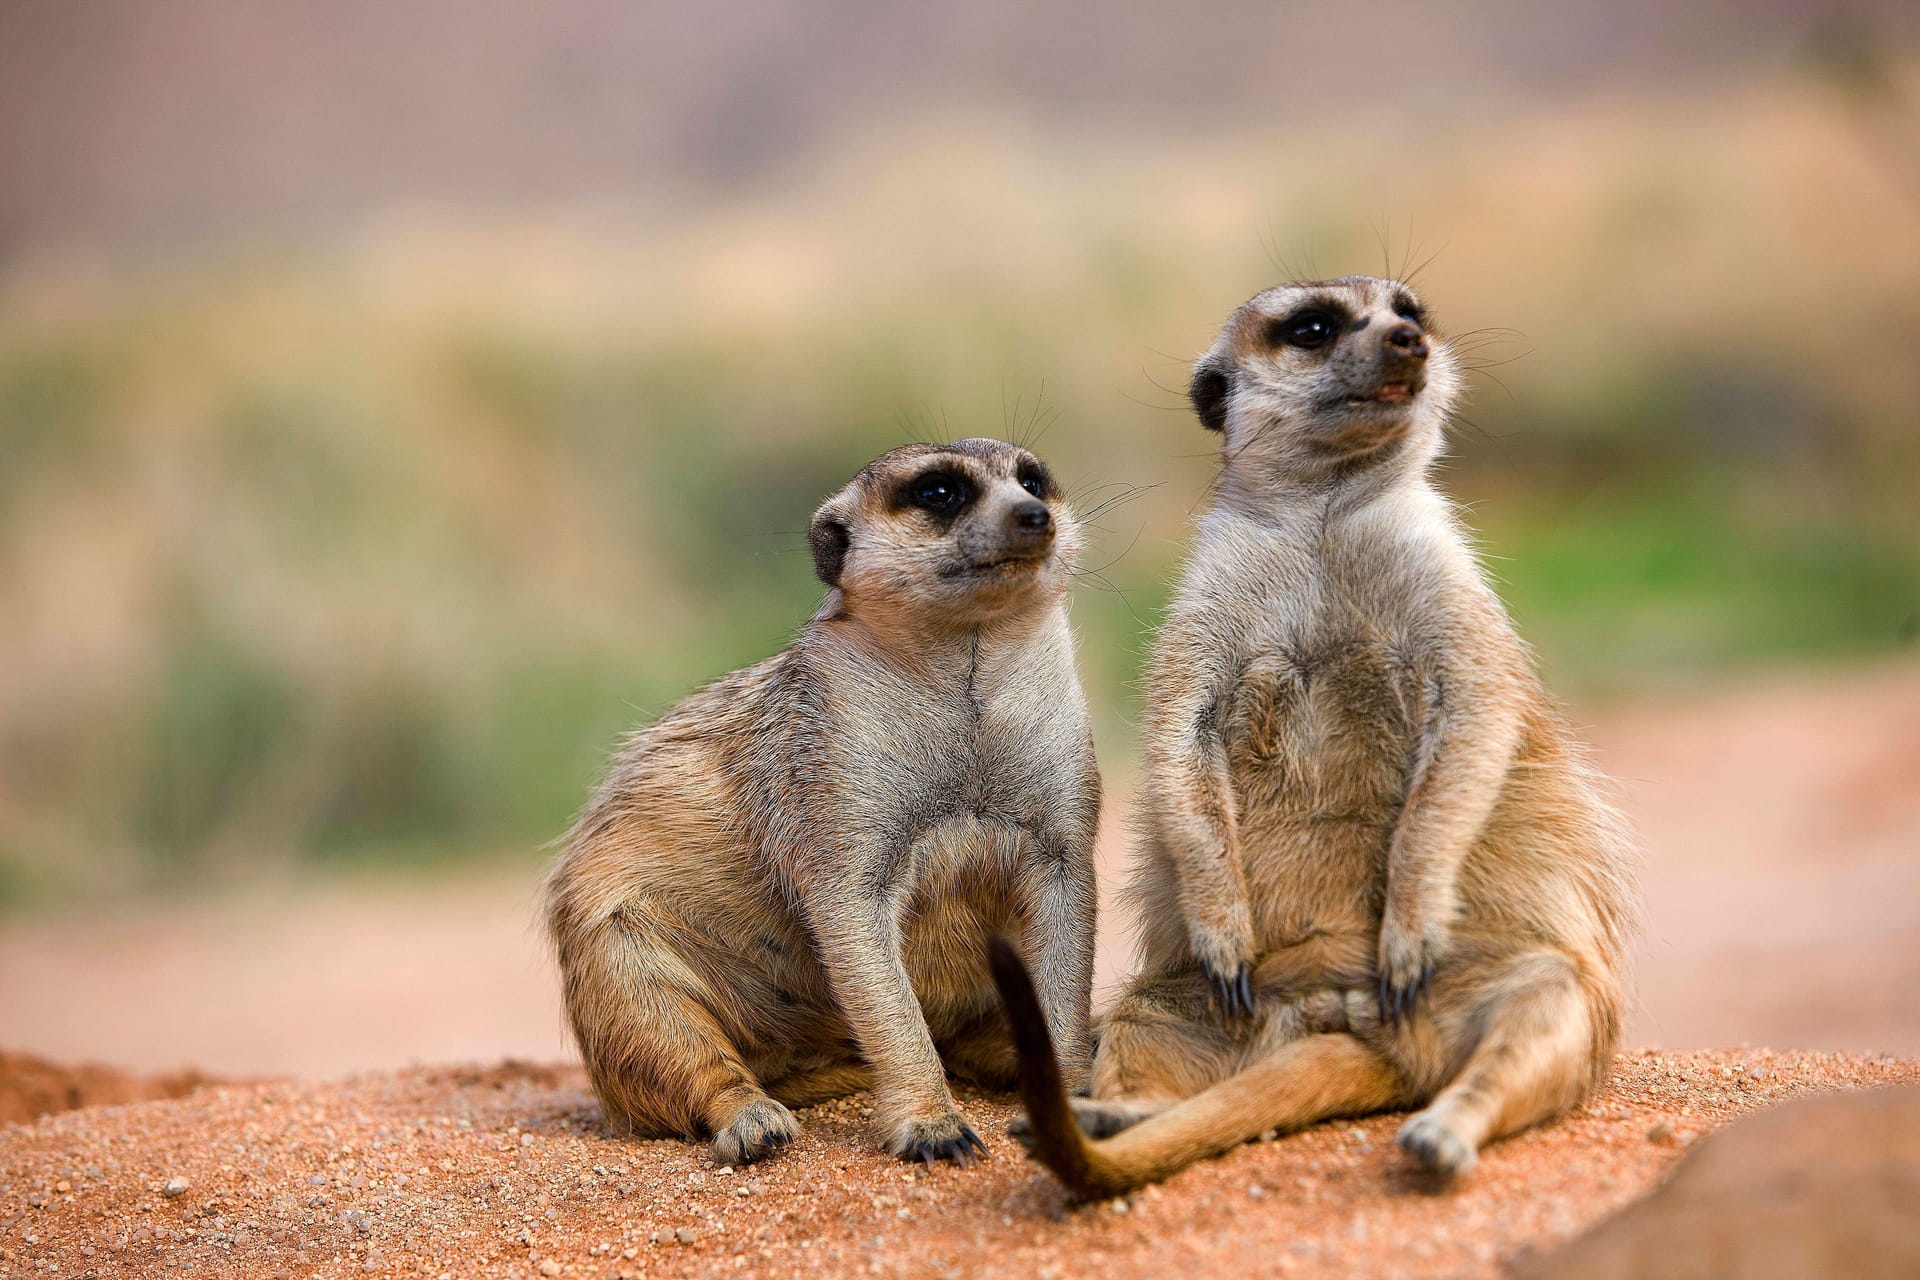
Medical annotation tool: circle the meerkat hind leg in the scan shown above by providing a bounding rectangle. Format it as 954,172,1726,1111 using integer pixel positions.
1021,974,1351,1143
1063,975,1350,1142
1397,956,1592,1179
561,910,797,1167
1094,1034,1406,1189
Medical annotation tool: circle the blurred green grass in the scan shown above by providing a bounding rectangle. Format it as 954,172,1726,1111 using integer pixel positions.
1,63,1916,904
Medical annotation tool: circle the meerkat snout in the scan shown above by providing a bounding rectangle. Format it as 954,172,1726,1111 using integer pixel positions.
1011,498,1052,533
1383,320,1429,360
999,498,1055,559
1376,320,1430,403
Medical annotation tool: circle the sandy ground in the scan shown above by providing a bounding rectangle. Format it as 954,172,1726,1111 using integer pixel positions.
3,1049,1915,1280
2,662,1915,1077
0,1054,214,1129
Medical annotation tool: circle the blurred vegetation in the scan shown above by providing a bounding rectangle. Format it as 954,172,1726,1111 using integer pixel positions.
1,62,1917,904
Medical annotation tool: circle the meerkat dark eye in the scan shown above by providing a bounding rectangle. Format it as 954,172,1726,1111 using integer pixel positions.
1016,464,1055,500
1392,294,1427,326
902,471,973,516
1268,309,1340,351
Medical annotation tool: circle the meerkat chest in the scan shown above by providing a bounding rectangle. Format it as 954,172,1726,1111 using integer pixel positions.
817,618,1089,859
1218,548,1436,825
958,629,1093,816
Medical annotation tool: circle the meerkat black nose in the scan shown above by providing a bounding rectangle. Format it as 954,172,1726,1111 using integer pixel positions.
1010,500,1053,535
1385,322,1430,361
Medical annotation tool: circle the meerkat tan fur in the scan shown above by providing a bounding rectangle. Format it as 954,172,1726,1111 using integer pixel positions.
992,276,1638,1197
546,438,1101,1167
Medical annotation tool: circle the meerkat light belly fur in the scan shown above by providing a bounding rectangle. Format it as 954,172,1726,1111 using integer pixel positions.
992,276,1639,1198
547,439,1101,1167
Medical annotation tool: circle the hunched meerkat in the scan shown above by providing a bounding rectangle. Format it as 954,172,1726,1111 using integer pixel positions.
546,438,1101,1167
992,276,1638,1197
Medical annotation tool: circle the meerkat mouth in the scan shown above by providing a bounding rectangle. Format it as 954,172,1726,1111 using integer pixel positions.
950,554,1049,577
1342,379,1419,409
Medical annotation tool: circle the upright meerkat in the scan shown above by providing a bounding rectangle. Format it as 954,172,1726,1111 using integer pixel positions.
546,438,1100,1167
992,276,1638,1197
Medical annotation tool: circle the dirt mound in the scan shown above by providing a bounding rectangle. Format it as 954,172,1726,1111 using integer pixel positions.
3,1048,1916,1279
1521,1083,1920,1279
0,1051,216,1126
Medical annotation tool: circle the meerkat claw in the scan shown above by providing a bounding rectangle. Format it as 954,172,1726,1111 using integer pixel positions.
913,1130,987,1166
1203,960,1254,1019
898,1116,989,1165
1378,944,1438,1025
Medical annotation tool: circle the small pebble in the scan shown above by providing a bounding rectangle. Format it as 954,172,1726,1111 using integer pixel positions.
162,1177,191,1198
1646,1121,1676,1145
675,1227,699,1244
538,1262,561,1277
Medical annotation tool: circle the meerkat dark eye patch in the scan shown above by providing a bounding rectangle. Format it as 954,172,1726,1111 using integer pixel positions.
898,470,974,519
1266,306,1345,351
1016,462,1057,500
1392,293,1428,326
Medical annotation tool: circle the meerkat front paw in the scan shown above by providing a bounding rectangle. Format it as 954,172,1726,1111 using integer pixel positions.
1201,957,1255,1019
1376,921,1442,1025
887,1110,990,1165
711,1097,798,1167
1398,1110,1477,1179
1190,912,1257,1020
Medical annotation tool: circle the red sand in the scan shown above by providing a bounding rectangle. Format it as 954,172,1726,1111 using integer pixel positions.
5,1048,1915,1280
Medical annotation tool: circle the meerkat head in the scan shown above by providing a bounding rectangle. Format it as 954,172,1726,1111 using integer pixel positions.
1188,276,1462,488
806,438,1083,627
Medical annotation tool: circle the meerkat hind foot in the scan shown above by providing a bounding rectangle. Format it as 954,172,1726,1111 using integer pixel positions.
711,1097,798,1167
1009,1097,1159,1148
1397,1110,1477,1179
1071,1097,1162,1140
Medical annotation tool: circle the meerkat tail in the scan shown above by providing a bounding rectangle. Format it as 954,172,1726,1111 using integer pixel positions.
987,935,1120,1196
992,937,1411,1197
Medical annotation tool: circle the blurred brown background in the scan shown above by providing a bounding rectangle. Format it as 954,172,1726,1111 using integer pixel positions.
1,0,1916,1075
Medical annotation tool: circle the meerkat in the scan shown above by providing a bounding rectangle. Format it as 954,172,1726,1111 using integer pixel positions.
545,438,1101,1167
992,276,1639,1198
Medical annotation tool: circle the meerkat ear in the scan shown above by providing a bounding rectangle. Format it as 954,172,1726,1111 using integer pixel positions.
808,507,852,587
1189,355,1234,432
